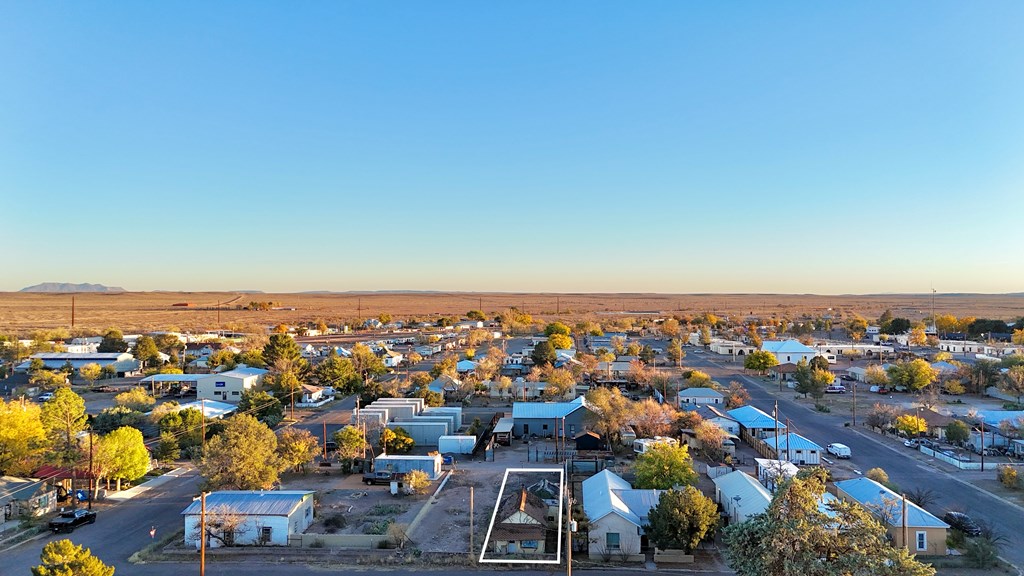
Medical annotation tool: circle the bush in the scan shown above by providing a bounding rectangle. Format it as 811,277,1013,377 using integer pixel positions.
364,519,393,535
963,536,1001,568
814,404,831,413
997,465,1019,489
324,514,347,533
405,470,431,495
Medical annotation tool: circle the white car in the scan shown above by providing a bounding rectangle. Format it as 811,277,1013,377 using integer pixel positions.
827,443,851,459
37,392,54,402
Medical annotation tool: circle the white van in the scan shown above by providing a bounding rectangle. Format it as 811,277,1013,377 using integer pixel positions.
633,436,679,454
827,443,851,459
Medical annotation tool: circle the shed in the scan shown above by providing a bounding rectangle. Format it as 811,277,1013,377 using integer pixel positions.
712,471,771,524
374,454,443,480
492,417,514,446
438,435,477,454
573,431,606,451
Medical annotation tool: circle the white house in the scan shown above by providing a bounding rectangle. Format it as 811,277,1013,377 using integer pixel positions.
709,340,757,356
692,405,740,436
678,387,725,407
197,367,268,403
582,469,663,560
712,471,771,524
760,340,819,365
16,353,140,376
379,348,404,368
181,491,314,547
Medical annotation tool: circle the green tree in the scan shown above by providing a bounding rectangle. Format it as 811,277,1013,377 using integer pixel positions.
97,329,129,353
743,350,778,375
276,427,320,473
206,349,238,371
92,406,145,434
332,425,367,463
198,414,282,490
30,369,68,390
699,325,712,346
887,359,938,392
0,398,47,475
809,356,830,371
379,427,415,454
313,352,362,395
79,363,102,387
153,431,180,462
548,333,573,350
634,443,697,489
101,426,150,490
237,389,283,426
133,336,161,368
723,469,934,576
793,359,813,398
40,387,87,464
114,387,156,412
882,317,911,334
262,334,306,372
645,486,718,553
544,322,572,337
530,341,556,367
411,386,445,407
158,407,205,449
945,420,970,444
32,539,115,576
466,310,486,321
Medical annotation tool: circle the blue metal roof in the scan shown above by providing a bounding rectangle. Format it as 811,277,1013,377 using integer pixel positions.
763,432,821,451
728,405,786,430
834,478,948,529
512,396,590,419
761,340,816,355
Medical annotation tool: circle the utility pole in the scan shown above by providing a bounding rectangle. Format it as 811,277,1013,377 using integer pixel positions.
566,488,573,576
786,417,791,462
200,492,207,576
88,429,94,510
980,419,985,470
323,421,328,460
852,378,857,426
469,486,475,560
902,493,908,552
71,295,75,328
774,400,780,460
201,398,206,452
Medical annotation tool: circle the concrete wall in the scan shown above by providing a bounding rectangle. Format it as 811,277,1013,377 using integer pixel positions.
288,533,387,548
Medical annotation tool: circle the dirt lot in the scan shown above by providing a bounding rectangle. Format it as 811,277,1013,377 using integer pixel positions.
2,290,1021,332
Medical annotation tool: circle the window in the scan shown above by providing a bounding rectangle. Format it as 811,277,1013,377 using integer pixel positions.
606,532,620,550
543,424,548,431
521,540,538,549
916,531,927,551
231,391,240,396
260,526,272,544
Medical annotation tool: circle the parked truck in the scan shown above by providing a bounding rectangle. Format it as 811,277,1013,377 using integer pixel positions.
827,443,851,459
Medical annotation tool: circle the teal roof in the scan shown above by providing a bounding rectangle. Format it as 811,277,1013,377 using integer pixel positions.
834,478,948,529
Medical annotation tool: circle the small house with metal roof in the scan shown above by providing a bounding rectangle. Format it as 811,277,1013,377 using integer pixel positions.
197,367,268,403
181,490,314,547
712,470,771,524
727,405,786,442
760,432,823,465
511,396,594,439
834,477,949,555
582,469,663,560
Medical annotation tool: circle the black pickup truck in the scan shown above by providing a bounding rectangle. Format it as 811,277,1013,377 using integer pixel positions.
362,471,406,485
49,509,97,533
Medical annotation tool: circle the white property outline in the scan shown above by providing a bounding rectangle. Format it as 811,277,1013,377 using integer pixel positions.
478,467,564,565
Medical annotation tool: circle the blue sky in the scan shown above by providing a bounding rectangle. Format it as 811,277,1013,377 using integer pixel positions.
2,2,1022,293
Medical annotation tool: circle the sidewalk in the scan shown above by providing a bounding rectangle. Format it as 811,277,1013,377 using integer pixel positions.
106,466,190,502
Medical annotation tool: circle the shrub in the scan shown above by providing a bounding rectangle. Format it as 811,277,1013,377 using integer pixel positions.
324,514,347,533
814,404,831,413
405,470,431,495
364,519,393,535
998,465,1019,489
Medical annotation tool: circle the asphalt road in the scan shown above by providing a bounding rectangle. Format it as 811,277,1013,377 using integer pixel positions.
292,394,358,446
686,350,1024,569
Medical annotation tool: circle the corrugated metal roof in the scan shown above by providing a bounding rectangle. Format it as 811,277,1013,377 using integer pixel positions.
761,340,815,355
582,469,663,528
219,367,268,378
679,387,724,398
763,432,822,452
712,471,771,513
140,374,205,383
512,396,590,420
834,478,949,529
181,491,313,517
728,406,786,430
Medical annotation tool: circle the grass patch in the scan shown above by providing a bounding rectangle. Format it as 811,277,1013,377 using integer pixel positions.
363,519,393,535
368,504,407,516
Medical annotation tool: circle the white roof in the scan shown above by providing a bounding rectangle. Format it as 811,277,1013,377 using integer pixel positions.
679,387,725,398
217,367,268,378
712,470,771,512
761,339,816,355
582,469,663,528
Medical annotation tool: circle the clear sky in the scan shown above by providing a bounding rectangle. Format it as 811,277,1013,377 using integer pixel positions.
2,2,1022,294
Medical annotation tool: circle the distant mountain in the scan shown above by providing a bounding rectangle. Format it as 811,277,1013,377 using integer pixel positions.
20,282,126,293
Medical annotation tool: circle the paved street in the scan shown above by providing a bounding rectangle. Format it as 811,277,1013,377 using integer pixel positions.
686,350,1024,570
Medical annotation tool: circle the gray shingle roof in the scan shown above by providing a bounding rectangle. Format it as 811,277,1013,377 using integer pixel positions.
180,491,312,517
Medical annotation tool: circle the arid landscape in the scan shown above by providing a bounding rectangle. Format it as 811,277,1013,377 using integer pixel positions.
1,291,1021,333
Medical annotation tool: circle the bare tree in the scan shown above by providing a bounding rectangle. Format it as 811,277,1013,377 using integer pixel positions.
189,505,251,547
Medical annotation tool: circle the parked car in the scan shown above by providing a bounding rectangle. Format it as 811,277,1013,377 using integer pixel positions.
870,385,889,394
943,512,982,536
324,441,338,453
904,439,920,448
825,385,846,394
37,392,54,402
362,471,406,485
827,443,852,459
49,509,97,533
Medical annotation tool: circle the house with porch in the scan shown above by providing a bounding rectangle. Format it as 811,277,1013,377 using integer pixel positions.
678,387,725,407
728,405,786,444
489,487,554,555
834,477,948,555
582,469,662,561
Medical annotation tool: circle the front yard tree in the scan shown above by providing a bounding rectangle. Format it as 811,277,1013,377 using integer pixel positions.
276,427,320,473
133,335,161,368
809,356,830,371
810,369,833,399
945,420,970,444
262,334,306,372
645,486,718,554
530,340,557,367
894,414,927,437
887,359,938,392
32,539,114,576
0,398,47,475
865,365,889,386
723,469,935,576
101,426,150,490
584,387,632,446
350,343,386,380
40,387,87,465
743,351,778,375
313,352,361,395
198,414,282,490
634,443,697,489
333,425,367,463
97,328,129,353
238,389,284,426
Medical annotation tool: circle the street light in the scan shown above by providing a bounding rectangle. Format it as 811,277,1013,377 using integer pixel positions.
732,495,742,524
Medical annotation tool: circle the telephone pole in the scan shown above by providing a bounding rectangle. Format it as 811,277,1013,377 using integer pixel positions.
201,398,206,451
469,486,475,560
200,492,207,576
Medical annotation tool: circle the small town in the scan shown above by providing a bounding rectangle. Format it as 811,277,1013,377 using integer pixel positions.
2,307,1024,576
3,2,1021,575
